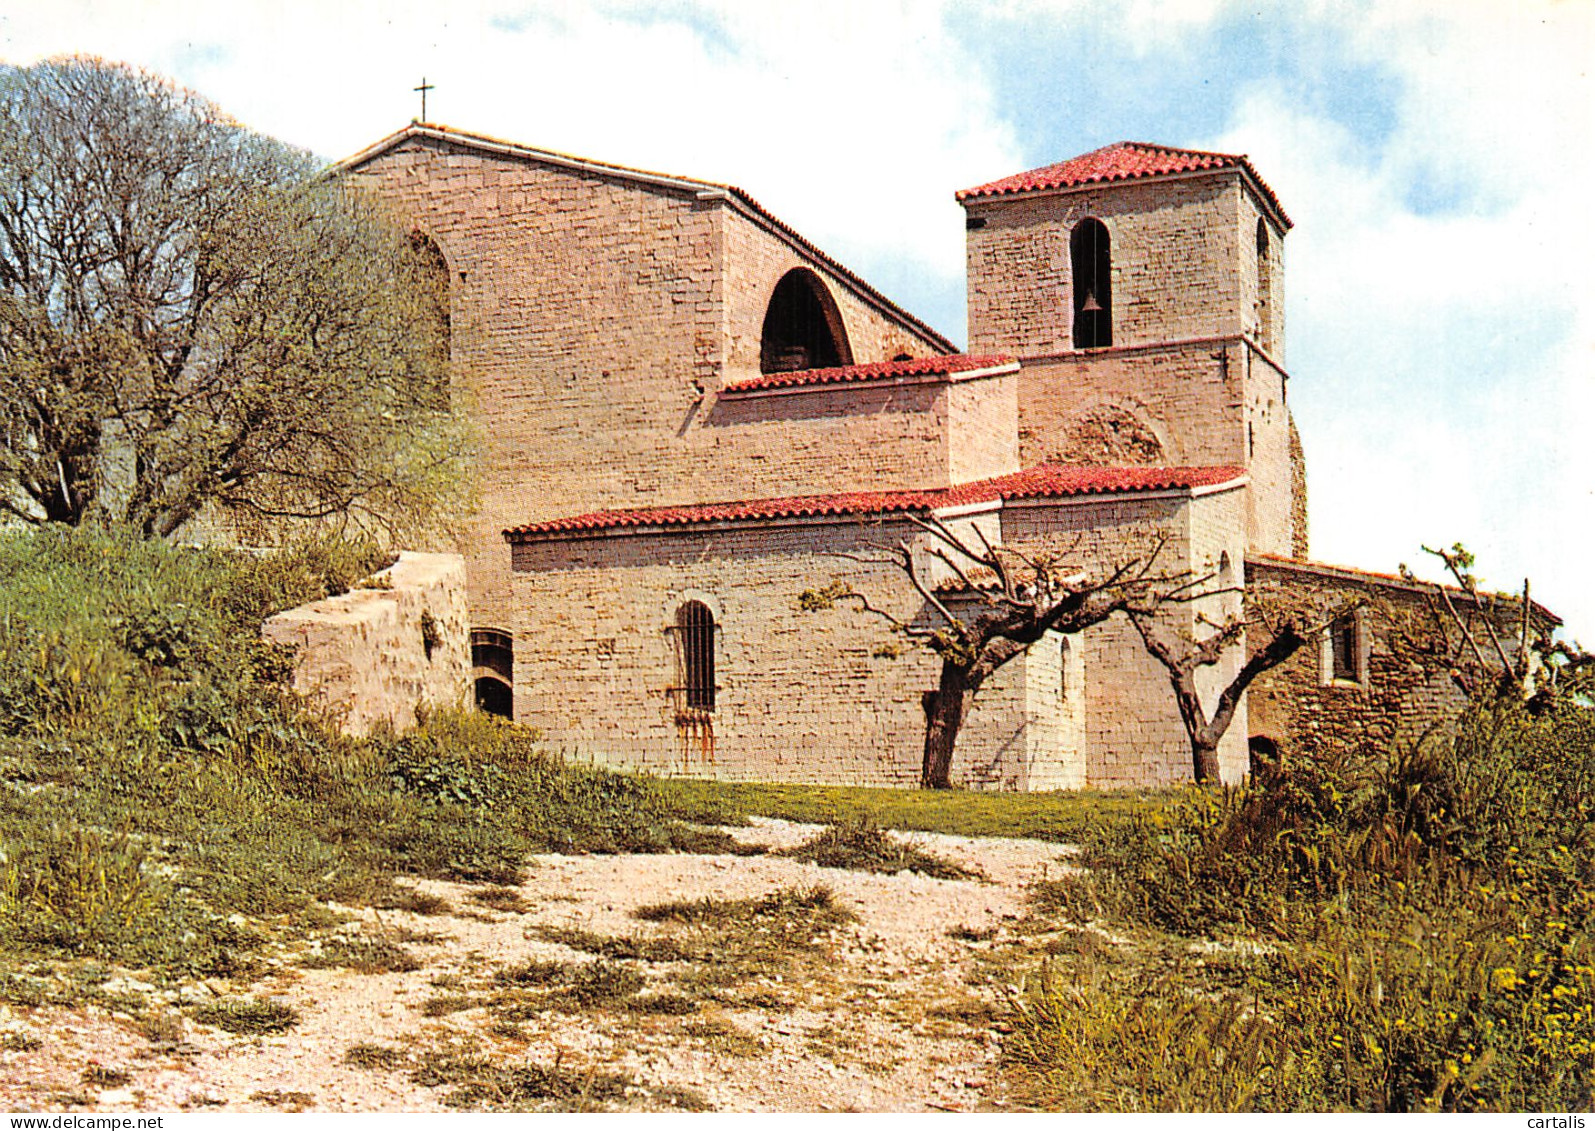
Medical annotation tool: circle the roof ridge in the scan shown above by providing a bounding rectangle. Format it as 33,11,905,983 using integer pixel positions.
332,123,957,355
1119,139,1243,162
955,138,1290,228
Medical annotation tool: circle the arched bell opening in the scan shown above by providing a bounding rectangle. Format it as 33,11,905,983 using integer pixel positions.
1070,217,1113,349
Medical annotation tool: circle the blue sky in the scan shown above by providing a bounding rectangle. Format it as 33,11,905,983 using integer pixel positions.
3,0,1592,637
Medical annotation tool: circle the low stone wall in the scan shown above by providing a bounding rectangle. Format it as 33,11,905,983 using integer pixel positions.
263,552,471,736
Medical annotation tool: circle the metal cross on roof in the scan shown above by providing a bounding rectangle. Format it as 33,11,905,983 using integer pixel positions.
414,77,434,122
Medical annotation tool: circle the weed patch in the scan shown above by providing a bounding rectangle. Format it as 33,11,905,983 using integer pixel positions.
554,961,644,1008
494,959,571,987
528,924,697,963
444,1061,632,1111
192,997,298,1035
300,936,421,974
250,1090,315,1110
778,819,981,880
626,992,699,1015
344,1043,407,1070
420,993,479,1017
81,1065,131,1088
682,1017,762,1057
469,886,530,913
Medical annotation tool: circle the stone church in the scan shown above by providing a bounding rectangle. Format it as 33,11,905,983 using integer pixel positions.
334,124,1541,789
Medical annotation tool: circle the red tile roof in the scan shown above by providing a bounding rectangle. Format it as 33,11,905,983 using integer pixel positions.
958,141,1291,229
720,354,1017,395
506,464,1245,539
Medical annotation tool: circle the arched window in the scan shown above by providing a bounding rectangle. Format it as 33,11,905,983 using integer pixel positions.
675,601,716,711
1070,218,1112,349
471,627,513,720
1255,217,1275,353
760,268,852,374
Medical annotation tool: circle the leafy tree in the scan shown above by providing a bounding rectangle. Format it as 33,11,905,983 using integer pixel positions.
0,57,470,540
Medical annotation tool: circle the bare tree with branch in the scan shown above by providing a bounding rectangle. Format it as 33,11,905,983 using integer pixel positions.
803,512,1210,788
1402,544,1589,710
1129,609,1309,783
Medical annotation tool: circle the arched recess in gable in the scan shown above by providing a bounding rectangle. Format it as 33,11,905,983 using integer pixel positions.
408,229,453,400
760,267,853,374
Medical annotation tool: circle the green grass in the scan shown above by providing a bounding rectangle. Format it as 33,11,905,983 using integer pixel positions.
654,777,1176,842
0,526,750,987
1008,701,1595,1112
776,817,981,879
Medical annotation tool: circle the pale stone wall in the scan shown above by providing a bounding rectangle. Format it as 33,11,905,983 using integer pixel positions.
1187,484,1250,783
946,373,1021,486
345,132,950,634
966,173,1250,357
1240,191,1287,362
1242,347,1296,558
1013,338,1293,557
508,517,943,786
263,552,471,736
703,369,1018,498
999,482,1250,787
506,488,1244,789
966,166,1296,561
1016,340,1242,470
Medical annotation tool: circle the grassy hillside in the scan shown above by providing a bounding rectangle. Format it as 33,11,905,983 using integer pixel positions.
1005,700,1595,1111
2,525,1589,1111
0,526,743,981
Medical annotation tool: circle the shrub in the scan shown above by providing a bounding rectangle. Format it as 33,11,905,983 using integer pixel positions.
193,997,299,1034
1014,697,1595,1112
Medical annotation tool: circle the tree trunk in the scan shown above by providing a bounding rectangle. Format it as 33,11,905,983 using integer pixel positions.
921,662,973,789
1190,736,1222,785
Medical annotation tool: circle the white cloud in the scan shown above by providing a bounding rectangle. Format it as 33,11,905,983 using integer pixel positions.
2,0,1021,310
1197,2,1595,637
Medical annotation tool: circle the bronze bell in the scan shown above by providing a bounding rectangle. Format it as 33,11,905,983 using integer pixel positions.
1080,287,1103,314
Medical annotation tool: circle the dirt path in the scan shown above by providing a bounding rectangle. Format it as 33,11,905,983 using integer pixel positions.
0,819,1076,1113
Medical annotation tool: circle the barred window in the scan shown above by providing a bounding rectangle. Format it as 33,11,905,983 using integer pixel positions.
676,601,716,711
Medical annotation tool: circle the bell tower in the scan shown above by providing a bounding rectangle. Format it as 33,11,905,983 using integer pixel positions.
958,142,1304,558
